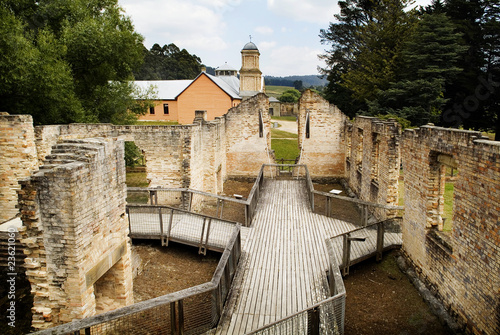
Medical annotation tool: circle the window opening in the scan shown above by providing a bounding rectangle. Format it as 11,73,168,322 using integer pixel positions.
163,104,169,115
149,107,155,114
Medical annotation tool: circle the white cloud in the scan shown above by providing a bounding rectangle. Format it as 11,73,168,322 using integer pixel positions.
120,0,228,51
267,0,338,24
262,45,324,76
255,26,274,35
259,41,277,50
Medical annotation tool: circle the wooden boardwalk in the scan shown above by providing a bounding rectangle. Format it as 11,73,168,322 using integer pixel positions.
128,209,249,252
217,180,359,334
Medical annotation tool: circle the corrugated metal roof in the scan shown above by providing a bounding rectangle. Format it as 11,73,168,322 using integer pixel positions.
206,73,241,99
133,73,242,101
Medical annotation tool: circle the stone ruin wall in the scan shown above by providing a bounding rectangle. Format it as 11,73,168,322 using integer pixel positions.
0,94,272,224
18,137,133,330
402,125,499,335
0,114,38,223
297,90,347,179
2,94,499,334
346,116,401,220
225,93,272,178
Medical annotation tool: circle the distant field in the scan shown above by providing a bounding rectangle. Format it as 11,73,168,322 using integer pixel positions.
265,85,293,98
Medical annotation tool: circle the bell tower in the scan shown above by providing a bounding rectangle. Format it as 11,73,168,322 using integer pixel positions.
239,38,263,98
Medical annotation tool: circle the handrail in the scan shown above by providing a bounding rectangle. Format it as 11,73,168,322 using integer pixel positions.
126,203,241,226
312,189,404,210
31,226,241,335
245,292,345,335
128,187,249,205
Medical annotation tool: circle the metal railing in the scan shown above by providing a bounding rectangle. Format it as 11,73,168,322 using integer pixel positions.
246,230,346,335
328,219,402,276
128,187,249,226
127,204,240,254
311,189,403,227
126,164,314,228
30,225,242,335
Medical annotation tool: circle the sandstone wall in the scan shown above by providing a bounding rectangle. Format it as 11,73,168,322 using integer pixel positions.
402,125,499,335
225,93,272,177
0,113,38,223
347,116,401,219
297,90,346,179
18,138,133,330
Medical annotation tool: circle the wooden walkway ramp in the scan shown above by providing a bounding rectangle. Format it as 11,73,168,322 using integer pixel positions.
127,206,249,253
217,179,358,334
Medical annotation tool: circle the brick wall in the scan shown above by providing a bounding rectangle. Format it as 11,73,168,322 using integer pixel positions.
18,138,133,330
0,113,38,223
402,125,499,335
347,116,401,219
297,90,346,179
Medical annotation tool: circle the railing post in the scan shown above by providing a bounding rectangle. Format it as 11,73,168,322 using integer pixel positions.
376,221,385,261
166,208,174,246
342,233,351,276
245,204,249,227
188,192,193,211
199,218,207,255
307,306,320,335
126,207,131,234
159,207,164,246
178,300,184,335
170,301,177,334
363,204,369,226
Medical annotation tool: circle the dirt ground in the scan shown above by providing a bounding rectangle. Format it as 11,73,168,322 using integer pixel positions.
132,240,220,302
344,250,451,335
132,180,451,334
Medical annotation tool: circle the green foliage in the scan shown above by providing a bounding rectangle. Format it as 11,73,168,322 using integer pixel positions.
341,0,417,102
134,43,202,80
278,89,301,103
0,0,148,125
124,141,144,167
372,113,412,130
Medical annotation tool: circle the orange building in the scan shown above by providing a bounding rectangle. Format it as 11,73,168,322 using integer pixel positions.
136,42,264,124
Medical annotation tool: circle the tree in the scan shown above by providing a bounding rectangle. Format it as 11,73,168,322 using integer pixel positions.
370,12,466,125
441,0,500,139
279,89,301,103
134,43,202,80
293,80,304,91
319,0,416,117
0,0,148,125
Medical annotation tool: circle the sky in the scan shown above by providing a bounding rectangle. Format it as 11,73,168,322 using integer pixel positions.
119,0,431,77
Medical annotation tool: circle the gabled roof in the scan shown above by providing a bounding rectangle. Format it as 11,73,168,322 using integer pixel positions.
134,72,242,101
134,80,192,100
206,73,240,99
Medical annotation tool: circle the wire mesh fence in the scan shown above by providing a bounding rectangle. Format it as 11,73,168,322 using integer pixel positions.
312,190,403,228
30,226,241,335
327,219,402,277
127,205,240,253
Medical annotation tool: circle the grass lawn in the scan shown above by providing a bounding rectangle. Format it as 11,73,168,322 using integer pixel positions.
271,129,298,139
399,173,454,232
272,139,300,161
443,182,454,231
126,170,149,187
266,85,293,98
134,120,179,126
271,116,297,121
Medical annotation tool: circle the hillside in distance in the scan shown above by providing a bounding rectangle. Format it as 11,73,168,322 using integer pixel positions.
264,75,327,88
